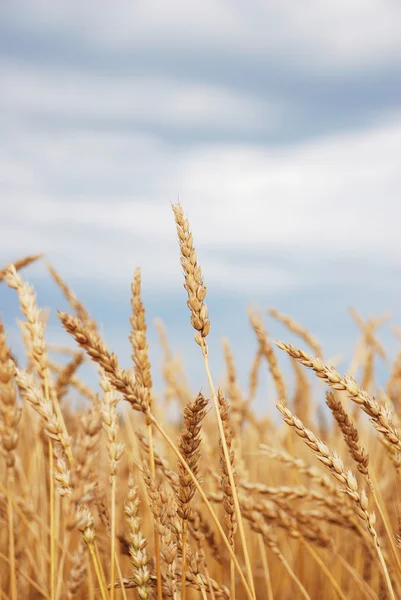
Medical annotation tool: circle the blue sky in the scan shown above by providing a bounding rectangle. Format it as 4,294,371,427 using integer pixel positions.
1,1,401,412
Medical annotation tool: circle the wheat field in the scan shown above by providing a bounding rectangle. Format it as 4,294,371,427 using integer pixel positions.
1,203,400,600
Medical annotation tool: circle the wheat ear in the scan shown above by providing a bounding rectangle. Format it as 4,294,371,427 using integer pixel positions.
276,341,401,452
267,308,323,357
177,393,208,600
0,253,43,282
0,322,20,600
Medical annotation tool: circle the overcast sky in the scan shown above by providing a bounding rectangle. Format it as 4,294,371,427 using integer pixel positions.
1,1,401,411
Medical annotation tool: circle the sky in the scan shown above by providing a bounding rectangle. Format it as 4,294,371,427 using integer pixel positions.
1,1,401,413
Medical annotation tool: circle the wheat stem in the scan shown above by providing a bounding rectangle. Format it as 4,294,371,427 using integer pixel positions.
258,534,273,600
49,439,55,600
6,470,17,600
300,538,346,600
88,543,109,600
181,519,188,600
370,478,401,577
147,423,163,600
230,555,236,600
114,553,128,600
55,528,70,600
279,554,311,600
203,353,256,599
110,474,116,600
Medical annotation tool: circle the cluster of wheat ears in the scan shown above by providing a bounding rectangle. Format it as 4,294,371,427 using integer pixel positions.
1,204,401,600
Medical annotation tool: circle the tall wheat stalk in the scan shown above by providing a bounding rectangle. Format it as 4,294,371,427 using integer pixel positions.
172,202,256,599
129,268,163,600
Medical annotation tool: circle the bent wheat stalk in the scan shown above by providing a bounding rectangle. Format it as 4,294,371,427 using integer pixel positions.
276,400,395,600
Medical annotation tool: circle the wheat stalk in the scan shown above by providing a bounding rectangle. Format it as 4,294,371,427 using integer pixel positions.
173,202,256,599
249,310,287,404
267,309,323,357
276,400,395,600
177,392,208,600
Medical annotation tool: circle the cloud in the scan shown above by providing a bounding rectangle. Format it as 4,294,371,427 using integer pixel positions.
1,114,400,293
2,2,401,414
1,62,278,134
1,2,400,297
2,6,400,152
2,1,401,70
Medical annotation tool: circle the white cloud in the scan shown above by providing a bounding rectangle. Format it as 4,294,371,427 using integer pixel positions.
3,0,401,70
1,63,277,133
1,115,400,292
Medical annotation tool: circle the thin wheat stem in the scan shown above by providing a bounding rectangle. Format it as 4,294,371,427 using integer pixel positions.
375,542,395,600
257,534,273,600
6,470,17,600
114,553,128,600
43,373,56,600
49,438,55,600
87,543,109,600
335,553,379,600
230,555,236,600
147,423,162,600
279,554,311,600
110,475,116,600
55,529,70,600
199,586,208,600
94,542,108,595
203,353,256,599
181,519,188,600
87,554,94,600
369,477,401,578
300,538,347,600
